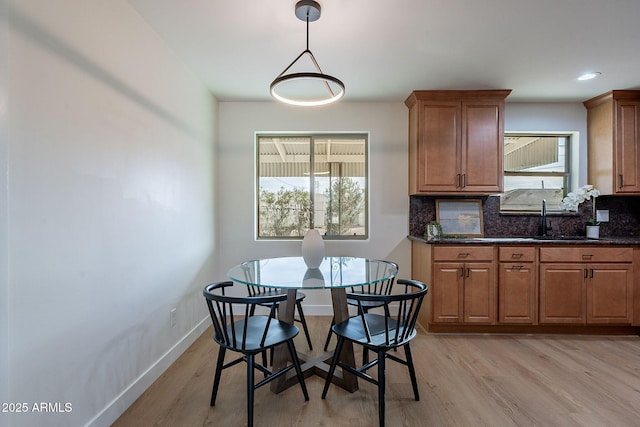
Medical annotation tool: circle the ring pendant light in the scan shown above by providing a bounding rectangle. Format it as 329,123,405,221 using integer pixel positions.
270,0,345,106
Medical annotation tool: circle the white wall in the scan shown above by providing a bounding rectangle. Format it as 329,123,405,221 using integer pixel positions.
505,102,588,186
3,1,217,426
218,102,409,313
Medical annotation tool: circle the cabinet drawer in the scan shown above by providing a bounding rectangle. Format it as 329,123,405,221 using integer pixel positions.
433,246,494,261
539,247,633,263
499,246,535,262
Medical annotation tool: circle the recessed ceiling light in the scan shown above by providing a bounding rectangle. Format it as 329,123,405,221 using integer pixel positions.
578,72,601,81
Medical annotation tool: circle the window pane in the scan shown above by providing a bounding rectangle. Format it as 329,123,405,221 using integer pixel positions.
501,135,570,212
316,137,367,237
258,137,311,237
501,176,565,211
504,136,567,172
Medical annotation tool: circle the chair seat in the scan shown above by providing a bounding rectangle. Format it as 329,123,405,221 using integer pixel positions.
332,314,416,348
217,316,299,352
248,287,313,351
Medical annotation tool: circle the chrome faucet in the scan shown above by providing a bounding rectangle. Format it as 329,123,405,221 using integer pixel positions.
541,199,548,237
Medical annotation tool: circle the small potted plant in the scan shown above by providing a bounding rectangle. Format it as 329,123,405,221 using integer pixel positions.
560,184,600,239
424,221,443,241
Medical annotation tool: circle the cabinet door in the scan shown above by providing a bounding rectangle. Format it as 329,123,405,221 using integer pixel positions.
432,262,463,323
417,101,461,192
499,263,537,324
587,263,634,324
461,101,504,193
539,263,586,324
616,101,640,193
463,262,496,323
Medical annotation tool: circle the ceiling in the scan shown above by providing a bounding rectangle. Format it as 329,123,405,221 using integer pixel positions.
128,0,640,103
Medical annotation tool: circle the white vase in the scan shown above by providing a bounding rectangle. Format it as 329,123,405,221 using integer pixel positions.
586,225,600,239
301,229,325,268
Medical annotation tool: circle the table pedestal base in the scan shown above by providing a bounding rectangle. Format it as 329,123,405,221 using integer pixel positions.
270,288,358,393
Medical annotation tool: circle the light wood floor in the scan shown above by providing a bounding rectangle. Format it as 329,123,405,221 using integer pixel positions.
114,317,640,427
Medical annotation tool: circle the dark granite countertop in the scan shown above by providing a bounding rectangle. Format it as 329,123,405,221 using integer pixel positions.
407,235,640,245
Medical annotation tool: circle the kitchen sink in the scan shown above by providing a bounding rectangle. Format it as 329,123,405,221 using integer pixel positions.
533,235,587,241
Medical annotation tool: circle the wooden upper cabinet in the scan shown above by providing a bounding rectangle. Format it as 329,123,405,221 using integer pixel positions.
584,90,640,194
406,90,511,195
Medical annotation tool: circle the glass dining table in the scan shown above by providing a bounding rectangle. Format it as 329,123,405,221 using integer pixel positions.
227,256,398,393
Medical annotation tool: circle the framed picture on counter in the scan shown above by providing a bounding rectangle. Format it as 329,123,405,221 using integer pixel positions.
436,199,484,237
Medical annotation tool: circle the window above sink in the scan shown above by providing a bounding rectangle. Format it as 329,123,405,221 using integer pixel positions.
500,133,573,213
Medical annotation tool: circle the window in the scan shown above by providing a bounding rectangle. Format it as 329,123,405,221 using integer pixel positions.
257,133,368,239
500,134,571,212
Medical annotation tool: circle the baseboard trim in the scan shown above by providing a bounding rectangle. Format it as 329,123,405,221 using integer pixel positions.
85,317,210,427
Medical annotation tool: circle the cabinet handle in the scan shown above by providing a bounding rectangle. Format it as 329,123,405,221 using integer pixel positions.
619,174,624,189
584,268,588,279
466,268,470,278
456,174,462,188
590,269,594,279
511,253,523,259
581,254,593,260
458,253,470,258
511,265,523,271
462,174,467,188
460,267,465,277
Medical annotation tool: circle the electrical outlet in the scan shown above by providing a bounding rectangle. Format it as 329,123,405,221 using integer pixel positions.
170,308,177,328
596,210,609,223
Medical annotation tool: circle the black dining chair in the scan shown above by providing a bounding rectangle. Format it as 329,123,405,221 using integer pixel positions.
203,281,309,427
323,261,398,354
242,262,313,351
321,279,428,427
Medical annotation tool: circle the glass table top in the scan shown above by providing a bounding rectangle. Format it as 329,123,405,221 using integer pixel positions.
227,256,398,290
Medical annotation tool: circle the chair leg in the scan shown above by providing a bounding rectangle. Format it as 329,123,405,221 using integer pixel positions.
323,317,335,351
377,349,386,427
361,308,370,365
247,353,255,427
321,336,345,399
287,339,309,401
296,300,313,350
404,344,420,401
211,347,226,406
261,350,268,377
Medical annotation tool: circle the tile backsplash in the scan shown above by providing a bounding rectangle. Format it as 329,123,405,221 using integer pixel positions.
409,194,640,238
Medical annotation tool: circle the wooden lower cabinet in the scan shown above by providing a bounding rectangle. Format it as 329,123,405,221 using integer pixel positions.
539,247,634,325
413,241,637,331
498,246,537,324
539,263,587,324
411,240,432,329
588,263,634,324
431,246,496,324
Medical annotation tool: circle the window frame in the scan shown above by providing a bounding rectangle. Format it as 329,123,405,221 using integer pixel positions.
500,132,573,213
255,132,369,240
